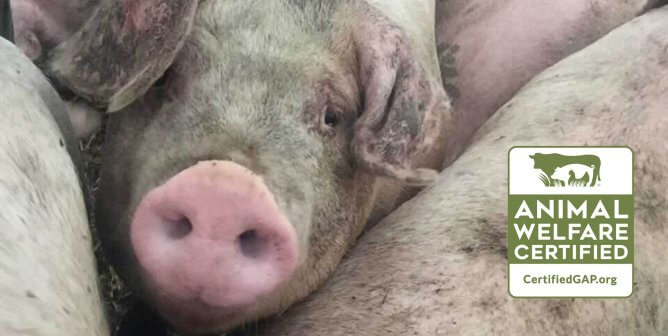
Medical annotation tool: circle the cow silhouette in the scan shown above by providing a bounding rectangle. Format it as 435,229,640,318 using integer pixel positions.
529,153,601,187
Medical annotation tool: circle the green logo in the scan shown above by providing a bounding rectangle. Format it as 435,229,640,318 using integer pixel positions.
508,147,634,298
529,153,601,187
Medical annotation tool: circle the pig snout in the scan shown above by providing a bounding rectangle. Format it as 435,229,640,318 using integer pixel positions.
130,160,299,310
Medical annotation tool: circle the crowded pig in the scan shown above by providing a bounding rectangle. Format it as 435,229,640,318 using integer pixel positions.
0,37,108,336
252,6,668,335
46,0,451,333
435,0,665,163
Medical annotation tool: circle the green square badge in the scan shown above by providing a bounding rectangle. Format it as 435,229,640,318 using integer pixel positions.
508,147,634,298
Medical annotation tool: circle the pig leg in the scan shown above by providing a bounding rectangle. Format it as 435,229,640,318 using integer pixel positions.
0,38,107,336
252,7,668,336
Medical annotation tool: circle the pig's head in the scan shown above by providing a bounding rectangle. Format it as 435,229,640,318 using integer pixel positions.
9,0,98,61
10,0,51,60
48,0,450,333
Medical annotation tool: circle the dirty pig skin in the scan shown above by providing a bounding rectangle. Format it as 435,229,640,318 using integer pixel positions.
41,0,451,334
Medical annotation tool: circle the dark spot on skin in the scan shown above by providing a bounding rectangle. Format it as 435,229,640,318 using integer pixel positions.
547,301,571,320
438,43,461,102
76,30,133,88
352,296,356,300
636,166,667,232
59,139,64,147
401,98,421,138
457,216,507,257
58,0,199,107
443,83,461,100
436,42,447,55
465,3,481,15
475,297,497,311
381,290,390,305
244,145,265,174
441,65,457,78
25,291,36,298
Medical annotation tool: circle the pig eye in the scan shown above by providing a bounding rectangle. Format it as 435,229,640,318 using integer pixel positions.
324,109,340,127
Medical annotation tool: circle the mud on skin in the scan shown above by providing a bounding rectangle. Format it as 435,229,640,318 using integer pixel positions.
0,38,107,336
4,0,668,334
434,0,663,165
248,8,668,335
39,0,450,334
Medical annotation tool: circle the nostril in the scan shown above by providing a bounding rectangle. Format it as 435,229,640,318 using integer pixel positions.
164,217,193,240
238,230,263,259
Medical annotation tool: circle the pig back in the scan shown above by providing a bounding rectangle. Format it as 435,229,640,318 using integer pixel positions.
0,38,107,336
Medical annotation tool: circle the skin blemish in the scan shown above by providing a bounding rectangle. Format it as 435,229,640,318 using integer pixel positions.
437,42,461,101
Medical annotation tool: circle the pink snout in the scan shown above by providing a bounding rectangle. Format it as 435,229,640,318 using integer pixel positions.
131,161,298,310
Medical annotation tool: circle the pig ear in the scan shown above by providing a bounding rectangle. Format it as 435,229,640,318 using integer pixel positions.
48,0,198,112
352,15,451,186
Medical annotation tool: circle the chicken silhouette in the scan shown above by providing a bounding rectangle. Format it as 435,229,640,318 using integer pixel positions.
568,169,590,187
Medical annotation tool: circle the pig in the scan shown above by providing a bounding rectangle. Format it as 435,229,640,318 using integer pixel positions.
8,0,98,61
44,0,452,334
250,6,668,336
7,0,103,139
435,0,667,164
0,37,108,336
551,164,596,187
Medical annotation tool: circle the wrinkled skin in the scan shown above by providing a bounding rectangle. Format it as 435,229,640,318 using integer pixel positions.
252,7,668,335
0,38,107,336
47,0,450,334
435,0,665,164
